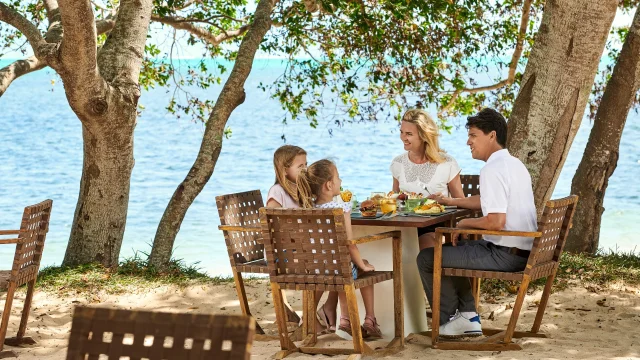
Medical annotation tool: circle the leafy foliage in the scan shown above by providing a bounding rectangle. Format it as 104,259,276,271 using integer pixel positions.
2,0,638,129
260,0,544,128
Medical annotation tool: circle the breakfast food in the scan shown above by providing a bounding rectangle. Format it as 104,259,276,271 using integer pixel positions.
340,189,353,202
386,191,400,200
406,192,424,199
359,199,377,217
413,200,446,214
370,193,385,207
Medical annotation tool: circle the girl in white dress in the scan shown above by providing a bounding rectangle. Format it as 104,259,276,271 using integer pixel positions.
391,109,465,250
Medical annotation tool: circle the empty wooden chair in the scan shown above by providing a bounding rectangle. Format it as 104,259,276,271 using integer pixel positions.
216,190,299,335
429,195,578,351
66,306,255,360
0,199,53,358
459,174,480,198
259,207,404,359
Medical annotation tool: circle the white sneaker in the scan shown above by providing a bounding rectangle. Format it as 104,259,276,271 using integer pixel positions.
438,310,482,338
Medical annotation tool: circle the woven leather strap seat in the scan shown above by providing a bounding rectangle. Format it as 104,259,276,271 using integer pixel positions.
234,259,269,274
66,307,255,360
0,271,10,292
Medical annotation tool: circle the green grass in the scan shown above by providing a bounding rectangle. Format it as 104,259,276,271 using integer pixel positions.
33,249,640,297
481,250,640,298
36,252,245,296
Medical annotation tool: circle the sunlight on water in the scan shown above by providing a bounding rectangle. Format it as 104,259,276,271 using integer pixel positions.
0,60,638,276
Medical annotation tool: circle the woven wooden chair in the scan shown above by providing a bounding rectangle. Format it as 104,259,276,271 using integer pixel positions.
459,175,482,306
428,195,578,351
216,190,300,335
0,200,52,358
459,174,480,198
259,207,404,359
66,306,255,360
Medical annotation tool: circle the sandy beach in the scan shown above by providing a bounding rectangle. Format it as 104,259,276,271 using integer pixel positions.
2,279,639,359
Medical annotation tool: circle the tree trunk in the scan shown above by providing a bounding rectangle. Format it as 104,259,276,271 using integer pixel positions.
507,0,618,211
63,111,136,268
148,0,275,269
565,7,640,254
59,0,152,268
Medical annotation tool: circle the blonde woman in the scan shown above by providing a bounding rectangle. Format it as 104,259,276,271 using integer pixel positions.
391,109,465,250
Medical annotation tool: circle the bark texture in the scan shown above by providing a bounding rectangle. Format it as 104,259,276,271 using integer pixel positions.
566,7,640,254
61,0,152,268
148,0,275,269
507,0,618,211
1,0,152,267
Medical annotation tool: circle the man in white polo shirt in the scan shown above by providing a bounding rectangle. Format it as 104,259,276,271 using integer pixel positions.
417,108,538,338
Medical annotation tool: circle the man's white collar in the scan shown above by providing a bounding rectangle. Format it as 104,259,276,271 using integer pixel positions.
486,149,509,163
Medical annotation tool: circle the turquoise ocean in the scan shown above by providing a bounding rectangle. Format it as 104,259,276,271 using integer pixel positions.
0,59,638,276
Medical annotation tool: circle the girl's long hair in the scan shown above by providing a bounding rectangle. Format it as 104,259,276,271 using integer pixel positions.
402,109,445,163
296,159,336,208
273,145,307,203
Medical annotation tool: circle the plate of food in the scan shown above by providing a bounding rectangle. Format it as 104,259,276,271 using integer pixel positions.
353,199,382,218
403,199,457,216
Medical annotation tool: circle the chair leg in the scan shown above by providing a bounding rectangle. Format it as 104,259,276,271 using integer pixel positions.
4,280,36,347
232,271,264,334
471,277,481,312
391,235,404,348
0,284,17,353
282,292,301,324
303,291,318,346
270,282,298,358
503,276,531,344
301,291,309,338
531,272,556,334
345,285,370,355
431,240,443,347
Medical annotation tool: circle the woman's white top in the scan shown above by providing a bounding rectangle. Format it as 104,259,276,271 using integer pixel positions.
390,152,461,197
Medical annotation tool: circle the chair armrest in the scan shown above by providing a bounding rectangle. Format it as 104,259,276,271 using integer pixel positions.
0,230,20,235
218,225,261,232
434,227,542,238
348,230,401,245
0,238,20,244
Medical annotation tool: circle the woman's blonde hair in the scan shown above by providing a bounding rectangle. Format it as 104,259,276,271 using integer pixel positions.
296,159,336,208
402,109,445,163
273,145,307,203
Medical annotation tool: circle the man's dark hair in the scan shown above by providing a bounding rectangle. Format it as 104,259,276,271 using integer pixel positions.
465,108,508,147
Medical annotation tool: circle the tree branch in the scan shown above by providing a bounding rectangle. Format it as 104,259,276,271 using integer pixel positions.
98,0,153,96
96,17,116,35
44,0,59,23
152,15,249,46
0,2,47,51
57,0,100,83
0,57,46,96
0,16,116,98
437,0,533,117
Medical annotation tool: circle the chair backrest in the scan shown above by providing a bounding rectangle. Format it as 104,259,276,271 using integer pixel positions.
216,190,264,266
66,306,255,360
460,175,480,198
11,199,53,287
526,195,578,279
259,207,353,289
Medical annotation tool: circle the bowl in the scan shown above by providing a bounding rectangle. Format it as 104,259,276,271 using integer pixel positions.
405,198,423,211
380,198,397,214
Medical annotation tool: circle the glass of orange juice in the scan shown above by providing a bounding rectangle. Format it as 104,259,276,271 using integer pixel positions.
380,198,397,214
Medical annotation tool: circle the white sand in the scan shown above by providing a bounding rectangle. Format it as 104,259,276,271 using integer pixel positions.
3,280,640,359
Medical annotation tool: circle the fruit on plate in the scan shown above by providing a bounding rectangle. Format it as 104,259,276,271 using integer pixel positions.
340,189,353,202
414,200,446,214
359,199,377,217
